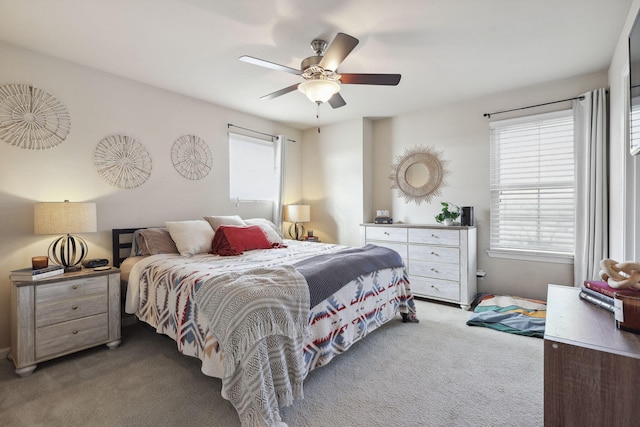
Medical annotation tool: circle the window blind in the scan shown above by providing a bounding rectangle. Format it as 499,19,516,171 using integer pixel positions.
228,132,278,201
630,95,640,154
489,110,575,255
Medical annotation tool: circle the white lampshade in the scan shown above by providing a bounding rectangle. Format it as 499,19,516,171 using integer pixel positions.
285,205,310,223
34,201,97,234
298,79,340,103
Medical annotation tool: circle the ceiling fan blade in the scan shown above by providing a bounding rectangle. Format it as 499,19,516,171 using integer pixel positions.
319,33,359,71
239,55,301,75
328,92,346,109
260,84,300,100
340,73,401,85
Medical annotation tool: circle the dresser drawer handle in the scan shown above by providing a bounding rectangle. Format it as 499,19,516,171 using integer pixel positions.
384,232,390,236
72,285,78,290
72,330,79,335
72,305,78,310
431,251,437,255
430,268,438,272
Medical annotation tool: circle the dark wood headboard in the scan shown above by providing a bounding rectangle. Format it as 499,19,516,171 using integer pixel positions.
112,228,145,268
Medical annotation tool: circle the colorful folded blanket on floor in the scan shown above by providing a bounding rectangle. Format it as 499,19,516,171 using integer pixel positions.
466,294,546,338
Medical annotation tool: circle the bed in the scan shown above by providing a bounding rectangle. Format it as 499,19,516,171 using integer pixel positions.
113,217,417,427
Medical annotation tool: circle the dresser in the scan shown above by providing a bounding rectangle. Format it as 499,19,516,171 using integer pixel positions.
361,224,477,309
9,268,121,377
544,284,640,426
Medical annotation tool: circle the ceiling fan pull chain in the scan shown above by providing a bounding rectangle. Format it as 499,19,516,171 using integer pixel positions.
316,101,321,133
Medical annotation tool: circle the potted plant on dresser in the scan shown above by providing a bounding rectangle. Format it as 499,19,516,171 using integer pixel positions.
435,202,460,226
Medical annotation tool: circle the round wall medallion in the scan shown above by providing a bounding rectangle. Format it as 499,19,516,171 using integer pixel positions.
0,84,71,150
389,146,448,205
171,134,212,180
93,134,152,189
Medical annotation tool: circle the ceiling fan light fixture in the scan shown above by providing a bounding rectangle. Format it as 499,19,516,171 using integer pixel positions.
298,79,340,103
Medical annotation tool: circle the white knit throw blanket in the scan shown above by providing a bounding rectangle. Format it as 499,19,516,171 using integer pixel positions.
194,265,310,427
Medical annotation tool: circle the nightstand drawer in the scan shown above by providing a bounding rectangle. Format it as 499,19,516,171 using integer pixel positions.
36,276,107,305
409,244,459,264
409,259,460,281
36,294,108,328
408,228,459,246
410,276,460,301
365,226,408,242
36,313,109,359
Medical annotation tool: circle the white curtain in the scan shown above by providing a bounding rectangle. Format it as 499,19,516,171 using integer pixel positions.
272,135,286,231
573,88,608,287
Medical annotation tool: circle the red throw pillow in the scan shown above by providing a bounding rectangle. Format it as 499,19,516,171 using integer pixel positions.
211,225,273,256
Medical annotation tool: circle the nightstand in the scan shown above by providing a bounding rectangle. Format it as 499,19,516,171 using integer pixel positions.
9,267,121,377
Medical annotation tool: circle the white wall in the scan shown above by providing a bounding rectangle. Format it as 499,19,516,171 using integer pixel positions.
300,119,369,247
0,42,302,351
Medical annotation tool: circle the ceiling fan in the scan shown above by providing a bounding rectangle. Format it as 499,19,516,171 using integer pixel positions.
239,32,401,108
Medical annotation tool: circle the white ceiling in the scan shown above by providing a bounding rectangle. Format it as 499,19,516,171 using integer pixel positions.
0,0,633,129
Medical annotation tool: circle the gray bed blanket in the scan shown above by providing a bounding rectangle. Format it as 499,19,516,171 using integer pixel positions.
195,265,309,427
294,244,405,307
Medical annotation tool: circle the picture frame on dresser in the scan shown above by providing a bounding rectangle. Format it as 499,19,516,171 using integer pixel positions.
361,223,477,309
9,267,121,377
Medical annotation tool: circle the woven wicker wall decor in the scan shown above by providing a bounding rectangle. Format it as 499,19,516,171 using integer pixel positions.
93,134,152,189
0,83,71,150
171,134,212,180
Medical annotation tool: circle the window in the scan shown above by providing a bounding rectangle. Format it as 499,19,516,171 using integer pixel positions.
228,132,281,202
489,110,574,261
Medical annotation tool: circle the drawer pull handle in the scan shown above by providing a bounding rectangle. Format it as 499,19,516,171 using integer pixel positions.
384,232,390,236
431,252,437,255
431,268,438,272
72,330,79,335
72,285,78,290
72,305,78,310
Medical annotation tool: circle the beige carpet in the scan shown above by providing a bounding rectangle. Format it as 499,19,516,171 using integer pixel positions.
0,299,543,426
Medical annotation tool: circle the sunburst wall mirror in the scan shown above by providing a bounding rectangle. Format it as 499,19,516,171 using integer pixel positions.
389,146,448,205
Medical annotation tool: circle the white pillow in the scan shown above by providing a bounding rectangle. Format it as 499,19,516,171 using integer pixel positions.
244,218,283,244
203,215,247,231
165,220,214,256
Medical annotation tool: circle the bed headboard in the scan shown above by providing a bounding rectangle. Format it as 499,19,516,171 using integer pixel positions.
112,228,145,268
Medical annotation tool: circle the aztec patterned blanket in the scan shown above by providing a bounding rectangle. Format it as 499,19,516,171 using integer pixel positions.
125,241,417,425
294,244,405,307
195,265,309,427
466,294,546,338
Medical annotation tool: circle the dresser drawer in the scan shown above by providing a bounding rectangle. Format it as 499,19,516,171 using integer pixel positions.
36,294,108,328
365,226,408,242
36,313,109,359
409,244,459,264
409,259,460,281
410,276,460,301
409,228,459,246
36,276,108,305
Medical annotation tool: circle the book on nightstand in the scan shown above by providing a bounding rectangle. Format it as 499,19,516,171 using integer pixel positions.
583,280,640,299
579,286,615,312
11,265,64,281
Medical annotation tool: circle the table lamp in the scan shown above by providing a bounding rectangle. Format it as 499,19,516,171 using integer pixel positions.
284,204,310,240
34,200,97,272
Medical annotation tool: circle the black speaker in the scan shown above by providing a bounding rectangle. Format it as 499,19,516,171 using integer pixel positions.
461,206,474,226
82,258,109,268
